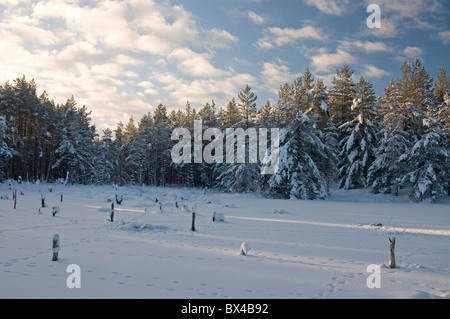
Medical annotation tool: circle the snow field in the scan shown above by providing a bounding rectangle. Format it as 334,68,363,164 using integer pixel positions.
1,182,449,299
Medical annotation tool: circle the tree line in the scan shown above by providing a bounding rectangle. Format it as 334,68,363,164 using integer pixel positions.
1,59,449,202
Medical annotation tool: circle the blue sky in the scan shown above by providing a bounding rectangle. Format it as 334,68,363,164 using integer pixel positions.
1,0,449,131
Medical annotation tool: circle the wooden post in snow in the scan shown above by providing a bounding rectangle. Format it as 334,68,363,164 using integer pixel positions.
13,189,17,209
110,202,115,222
52,234,60,261
41,193,46,208
389,237,396,269
191,205,196,231
191,212,196,231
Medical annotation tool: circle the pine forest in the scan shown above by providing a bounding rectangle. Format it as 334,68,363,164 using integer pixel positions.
1,59,449,202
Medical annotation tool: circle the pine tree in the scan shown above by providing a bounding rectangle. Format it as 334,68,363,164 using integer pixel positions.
293,66,314,113
368,59,437,196
264,113,334,200
434,67,450,104
238,84,257,129
275,82,294,126
221,97,242,129
338,77,378,189
258,100,275,128
52,97,97,184
328,65,356,128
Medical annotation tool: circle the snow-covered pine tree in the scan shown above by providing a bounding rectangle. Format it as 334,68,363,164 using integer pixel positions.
397,90,449,202
338,77,378,190
398,130,449,202
113,121,129,185
215,120,261,193
264,113,334,200
368,59,436,196
52,97,97,184
125,113,151,185
95,128,117,184
367,79,412,194
150,104,172,186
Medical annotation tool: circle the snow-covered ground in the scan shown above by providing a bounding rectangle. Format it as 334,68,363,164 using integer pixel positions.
1,181,449,299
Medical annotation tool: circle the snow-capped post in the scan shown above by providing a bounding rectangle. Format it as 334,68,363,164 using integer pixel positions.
110,202,115,222
389,237,396,268
41,193,46,208
52,206,60,217
52,234,60,261
240,242,250,255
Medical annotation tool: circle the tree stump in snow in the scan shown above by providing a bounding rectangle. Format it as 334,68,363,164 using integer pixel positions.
52,234,60,261
389,237,396,268
41,193,46,208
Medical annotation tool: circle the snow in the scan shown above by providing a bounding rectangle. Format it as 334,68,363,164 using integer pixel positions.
1,182,450,299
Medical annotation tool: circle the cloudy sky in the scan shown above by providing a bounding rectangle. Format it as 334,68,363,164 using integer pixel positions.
1,0,449,131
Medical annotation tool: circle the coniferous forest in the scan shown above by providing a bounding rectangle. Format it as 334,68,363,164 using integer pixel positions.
1,59,449,202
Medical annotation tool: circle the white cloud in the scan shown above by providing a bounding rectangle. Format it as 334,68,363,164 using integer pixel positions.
247,11,265,25
260,59,301,94
168,48,227,78
362,0,445,37
0,0,252,130
438,31,450,45
256,26,326,50
204,28,239,49
309,48,355,73
403,46,423,58
340,40,392,53
302,0,351,16
363,64,391,78
151,72,256,108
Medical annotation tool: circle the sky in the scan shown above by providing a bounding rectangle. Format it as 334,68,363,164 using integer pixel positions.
1,0,449,132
